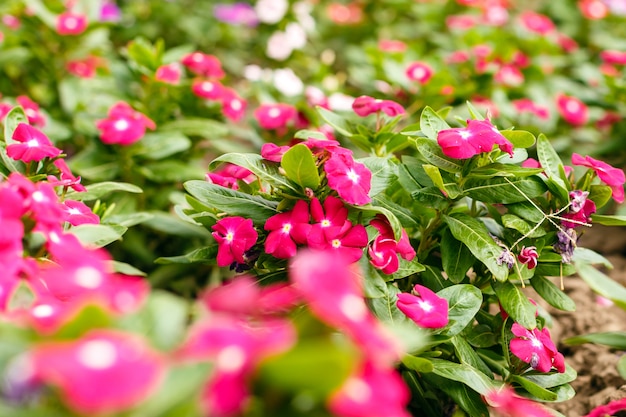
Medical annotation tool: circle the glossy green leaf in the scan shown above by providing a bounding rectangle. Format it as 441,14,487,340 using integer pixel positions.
491,280,537,329
564,332,626,349
463,176,547,204
438,285,483,336
184,180,278,225
451,335,493,376
159,118,228,138
429,359,501,395
502,214,546,237
511,375,558,401
1,106,27,173
589,184,613,209
575,262,626,310
618,356,626,379
530,275,575,311
155,245,218,265
500,130,536,148
413,138,463,173
361,156,398,197
441,228,475,283
536,134,569,202
371,195,420,228
402,355,434,373
135,131,191,160
65,181,143,201
420,106,451,140
358,204,403,240
209,153,297,192
465,101,486,120
316,106,354,137
411,186,449,210
591,214,626,226
571,247,613,268
523,364,577,388
467,163,543,179
281,144,320,189
110,260,146,277
367,283,412,326
70,224,128,248
444,213,509,281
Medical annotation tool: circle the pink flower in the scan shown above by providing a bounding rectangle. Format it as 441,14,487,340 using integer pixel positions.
579,0,609,19
324,151,372,205
214,3,259,27
155,62,182,84
562,190,596,228
182,52,225,78
485,386,554,417
494,64,524,87
206,163,255,190
352,95,405,117
253,103,298,130
437,119,513,159
572,153,626,203
30,330,165,414
368,215,415,274
220,88,247,122
47,159,87,192
6,123,62,162
519,11,555,34
556,94,588,126
512,98,549,120
16,96,46,127
212,217,258,267
96,102,156,145
584,398,626,417
66,56,100,78
396,285,449,328
62,200,100,226
264,200,310,259
517,246,538,269
600,50,626,65
99,1,122,22
192,79,225,100
405,61,433,84
509,323,565,373
260,143,290,162
328,360,411,417
56,11,87,36
378,39,407,53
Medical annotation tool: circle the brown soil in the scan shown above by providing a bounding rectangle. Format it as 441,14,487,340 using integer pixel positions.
544,225,626,416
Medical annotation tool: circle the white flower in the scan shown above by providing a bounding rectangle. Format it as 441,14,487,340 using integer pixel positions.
255,0,289,24
266,31,294,61
273,68,304,96
285,22,307,50
328,93,355,112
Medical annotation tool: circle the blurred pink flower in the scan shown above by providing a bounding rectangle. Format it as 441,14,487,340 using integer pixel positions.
397,284,449,328
30,330,165,414
584,398,626,417
66,56,101,78
192,79,225,100
260,142,290,162
437,119,513,159
512,98,549,120
47,159,87,192
405,61,433,84
509,323,565,373
600,49,626,65
253,103,298,130
16,96,46,126
61,200,100,226
572,153,626,203
264,200,310,259
96,102,155,145
485,386,554,417
324,151,372,205
6,123,62,162
56,11,87,36
155,62,182,84
579,0,609,19
182,52,225,78
220,87,247,122
519,11,555,34
378,39,407,53
556,94,588,126
352,95,405,117
212,216,258,267
214,3,259,27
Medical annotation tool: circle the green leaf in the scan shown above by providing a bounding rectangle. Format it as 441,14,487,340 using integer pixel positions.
411,186,449,210
316,106,354,137
104,212,154,227
500,130,536,148
65,181,143,201
402,355,434,373
502,214,546,237
438,285,483,336
511,375,558,401
491,280,537,329
119,291,189,351
591,214,626,226
184,180,278,225
159,118,228,138
564,332,626,349
413,138,463,173
572,247,613,268
420,106,451,140
422,374,490,417
444,214,509,281
367,283,412,326
467,164,543,179
463,176,547,204
536,134,569,202
1,106,27,173
506,201,546,224
451,335,493,376
618,356,626,379
209,153,297,192
371,195,420,228
280,144,320,189
387,257,426,280
358,204,403,240
575,262,626,310
465,101,486,120
424,164,460,198
429,359,501,395
126,37,162,72
523,364,577,388
70,224,128,248
155,246,218,265
138,160,206,183
361,156,398,197
530,275,575,311
589,184,613,209
109,260,146,277
441,228,475,283
143,211,212,238
134,131,191,160
53,304,112,339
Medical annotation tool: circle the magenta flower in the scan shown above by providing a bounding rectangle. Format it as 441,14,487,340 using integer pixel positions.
6,123,62,162
512,98,549,120
62,200,100,226
181,52,225,78
396,285,449,329
56,11,87,36
206,163,255,190
212,217,258,267
66,56,100,78
253,103,298,130
405,61,433,84
264,200,310,259
95,102,156,146
517,246,538,270
155,63,182,84
328,360,411,417
600,50,626,65
220,88,247,122
509,323,565,373
484,386,554,417
584,398,626,417
368,215,415,274
437,119,513,159
260,143,290,162
556,94,588,126
572,153,626,203
30,330,165,415
324,151,372,205
99,1,122,22
519,11,555,34
47,159,87,192
214,3,259,27
17,96,46,126
192,79,225,100
352,95,405,117
562,190,596,228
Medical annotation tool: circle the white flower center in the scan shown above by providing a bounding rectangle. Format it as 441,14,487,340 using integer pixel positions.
77,340,117,370
331,238,341,248
418,299,433,312
27,139,39,147
268,108,281,118
230,100,242,111
565,100,580,113
321,219,331,227
74,266,104,289
32,304,54,318
459,130,472,139
344,377,371,403
340,294,368,322
282,223,292,234
225,231,234,243
31,191,45,202
216,345,247,373
114,119,129,131
347,169,360,183
64,17,78,30
412,67,426,79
